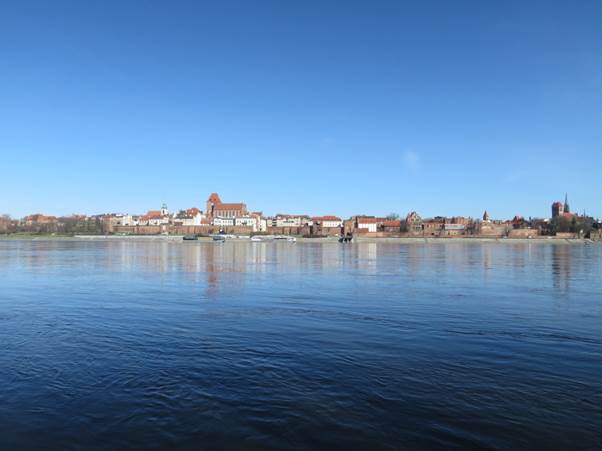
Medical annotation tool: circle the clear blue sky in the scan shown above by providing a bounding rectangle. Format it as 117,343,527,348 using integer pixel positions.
1,0,600,219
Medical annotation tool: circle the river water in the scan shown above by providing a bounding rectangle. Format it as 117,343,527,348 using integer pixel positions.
1,239,601,450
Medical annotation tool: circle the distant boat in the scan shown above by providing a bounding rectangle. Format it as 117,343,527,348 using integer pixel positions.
274,235,297,242
182,235,198,241
211,234,226,241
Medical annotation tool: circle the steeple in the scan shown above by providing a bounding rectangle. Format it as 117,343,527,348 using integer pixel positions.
564,193,570,213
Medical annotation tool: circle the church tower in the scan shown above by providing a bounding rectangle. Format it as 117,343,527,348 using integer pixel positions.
564,193,570,214
206,193,222,218
161,203,168,216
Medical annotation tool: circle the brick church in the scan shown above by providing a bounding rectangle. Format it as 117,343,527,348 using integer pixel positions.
206,193,248,218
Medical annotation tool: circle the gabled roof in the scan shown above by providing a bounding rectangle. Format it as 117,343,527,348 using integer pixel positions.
357,217,377,224
186,207,201,216
214,203,245,210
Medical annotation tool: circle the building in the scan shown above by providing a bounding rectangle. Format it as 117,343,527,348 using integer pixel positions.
422,217,445,236
139,205,171,226
235,216,258,231
174,208,204,226
356,216,377,233
312,216,343,228
552,194,573,219
271,214,311,228
381,219,401,232
206,193,247,218
405,211,423,234
552,201,564,218
24,214,58,225
109,214,139,226
213,217,235,228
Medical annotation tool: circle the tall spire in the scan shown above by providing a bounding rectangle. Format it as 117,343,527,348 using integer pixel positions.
564,193,570,213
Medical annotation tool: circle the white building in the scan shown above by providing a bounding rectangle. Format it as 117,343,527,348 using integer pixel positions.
174,208,204,226
357,217,377,233
312,216,342,228
213,217,235,227
273,215,311,228
111,214,138,226
258,218,268,232
235,216,258,231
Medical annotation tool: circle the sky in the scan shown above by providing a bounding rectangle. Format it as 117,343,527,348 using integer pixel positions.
1,0,601,219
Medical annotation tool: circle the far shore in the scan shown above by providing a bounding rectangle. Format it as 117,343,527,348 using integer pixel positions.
0,234,597,244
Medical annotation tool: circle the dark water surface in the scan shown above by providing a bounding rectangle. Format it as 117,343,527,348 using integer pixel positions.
1,239,601,450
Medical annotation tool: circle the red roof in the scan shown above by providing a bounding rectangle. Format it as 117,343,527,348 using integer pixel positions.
312,216,341,221
142,210,166,220
215,203,245,210
382,220,401,227
357,217,377,224
186,207,201,216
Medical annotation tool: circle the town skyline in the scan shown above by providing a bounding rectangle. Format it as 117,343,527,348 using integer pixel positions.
2,191,597,222
5,191,600,241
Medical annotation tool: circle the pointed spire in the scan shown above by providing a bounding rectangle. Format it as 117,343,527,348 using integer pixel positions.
564,193,570,213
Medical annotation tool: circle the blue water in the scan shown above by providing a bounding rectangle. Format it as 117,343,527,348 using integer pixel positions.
1,239,601,450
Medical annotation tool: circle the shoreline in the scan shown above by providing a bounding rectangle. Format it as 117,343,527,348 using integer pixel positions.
0,234,597,244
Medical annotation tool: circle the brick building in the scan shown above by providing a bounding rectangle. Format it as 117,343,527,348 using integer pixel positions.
206,193,247,219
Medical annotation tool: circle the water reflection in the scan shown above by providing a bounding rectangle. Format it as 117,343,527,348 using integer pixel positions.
0,239,599,297
551,244,572,294
2,239,602,449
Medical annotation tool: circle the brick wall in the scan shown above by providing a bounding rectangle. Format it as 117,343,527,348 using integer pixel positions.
508,228,540,238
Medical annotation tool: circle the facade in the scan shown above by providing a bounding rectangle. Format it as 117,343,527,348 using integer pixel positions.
24,214,58,225
312,216,342,229
213,217,235,227
405,212,423,234
206,193,247,218
258,218,268,232
271,215,311,228
356,216,377,233
552,195,573,219
382,219,401,232
552,201,564,218
444,223,465,231
139,207,170,226
174,208,204,226
422,217,445,236
235,216,258,231
111,214,139,226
